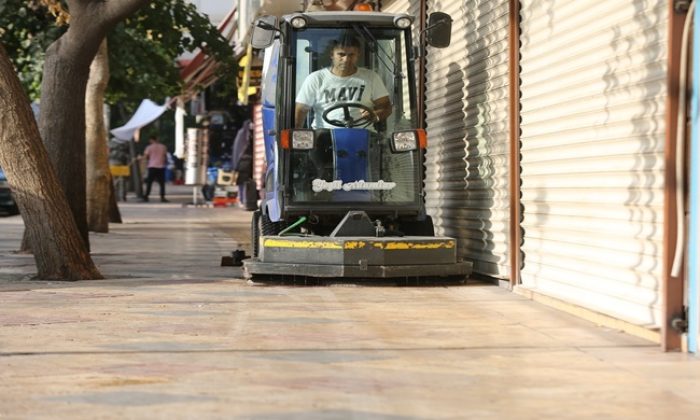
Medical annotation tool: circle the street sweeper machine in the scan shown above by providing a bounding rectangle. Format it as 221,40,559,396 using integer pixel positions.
242,7,472,283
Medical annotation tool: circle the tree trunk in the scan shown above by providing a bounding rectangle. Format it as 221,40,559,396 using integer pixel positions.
39,34,94,249
35,0,150,251
86,39,110,233
0,44,102,280
108,174,123,223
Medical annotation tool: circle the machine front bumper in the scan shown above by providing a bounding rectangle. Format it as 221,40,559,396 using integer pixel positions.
244,236,473,279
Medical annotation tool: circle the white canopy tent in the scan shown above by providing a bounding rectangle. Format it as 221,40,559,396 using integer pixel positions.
110,99,170,141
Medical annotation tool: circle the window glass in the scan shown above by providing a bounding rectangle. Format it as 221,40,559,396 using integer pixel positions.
289,26,419,207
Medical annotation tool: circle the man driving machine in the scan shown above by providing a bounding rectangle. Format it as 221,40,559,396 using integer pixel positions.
295,35,392,129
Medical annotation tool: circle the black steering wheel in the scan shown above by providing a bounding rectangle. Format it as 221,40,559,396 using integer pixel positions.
322,102,376,128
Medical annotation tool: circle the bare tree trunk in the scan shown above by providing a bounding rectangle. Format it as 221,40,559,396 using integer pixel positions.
108,174,123,223
86,39,110,232
35,0,150,252
39,32,95,249
0,44,102,280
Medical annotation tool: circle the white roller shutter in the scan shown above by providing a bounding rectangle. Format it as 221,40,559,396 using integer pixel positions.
381,0,418,16
518,0,667,327
424,0,512,278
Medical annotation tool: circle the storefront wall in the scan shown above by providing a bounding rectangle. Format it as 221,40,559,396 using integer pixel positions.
380,0,675,335
420,0,513,279
518,0,668,328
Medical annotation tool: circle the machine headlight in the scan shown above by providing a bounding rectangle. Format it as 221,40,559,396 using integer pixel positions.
394,15,413,29
290,15,308,29
391,130,418,152
292,130,314,149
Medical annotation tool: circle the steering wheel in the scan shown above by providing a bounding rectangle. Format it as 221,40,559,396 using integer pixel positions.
322,102,376,128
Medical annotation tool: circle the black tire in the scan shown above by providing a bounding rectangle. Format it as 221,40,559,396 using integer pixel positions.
244,179,258,211
253,210,287,258
3,203,19,216
251,210,261,258
261,212,285,236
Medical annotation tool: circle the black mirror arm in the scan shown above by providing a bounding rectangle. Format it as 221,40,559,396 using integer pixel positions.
418,18,452,43
416,24,434,57
416,26,433,58
256,21,284,43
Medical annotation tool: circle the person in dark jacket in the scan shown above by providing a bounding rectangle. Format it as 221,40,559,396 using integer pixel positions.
231,120,256,210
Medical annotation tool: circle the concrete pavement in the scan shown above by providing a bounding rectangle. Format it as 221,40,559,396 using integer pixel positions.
1,186,699,419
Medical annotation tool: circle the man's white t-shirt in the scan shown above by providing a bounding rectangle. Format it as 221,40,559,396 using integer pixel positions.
296,67,389,129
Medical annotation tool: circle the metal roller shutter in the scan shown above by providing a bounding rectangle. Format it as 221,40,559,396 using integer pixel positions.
381,0,419,16
424,0,512,278
518,0,667,327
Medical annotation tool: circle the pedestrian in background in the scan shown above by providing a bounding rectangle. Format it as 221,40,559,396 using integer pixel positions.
142,136,169,202
232,120,257,210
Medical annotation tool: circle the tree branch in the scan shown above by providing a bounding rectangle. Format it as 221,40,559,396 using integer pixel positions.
58,0,150,67
102,0,152,25
64,0,151,28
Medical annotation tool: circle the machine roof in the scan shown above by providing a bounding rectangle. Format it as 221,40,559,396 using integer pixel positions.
283,11,414,26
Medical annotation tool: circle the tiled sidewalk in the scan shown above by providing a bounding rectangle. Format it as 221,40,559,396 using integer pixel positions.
0,187,699,419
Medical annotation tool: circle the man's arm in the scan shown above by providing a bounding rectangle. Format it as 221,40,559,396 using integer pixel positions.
361,70,392,123
295,103,311,128
361,95,392,123
372,96,392,122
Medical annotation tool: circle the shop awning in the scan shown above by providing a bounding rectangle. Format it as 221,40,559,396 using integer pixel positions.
179,6,238,98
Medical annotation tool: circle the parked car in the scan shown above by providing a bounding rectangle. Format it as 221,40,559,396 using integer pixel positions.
0,167,19,215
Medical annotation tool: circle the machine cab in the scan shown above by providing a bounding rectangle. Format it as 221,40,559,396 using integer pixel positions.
253,12,450,224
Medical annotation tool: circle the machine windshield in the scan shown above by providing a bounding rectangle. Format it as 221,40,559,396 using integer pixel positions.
289,25,421,208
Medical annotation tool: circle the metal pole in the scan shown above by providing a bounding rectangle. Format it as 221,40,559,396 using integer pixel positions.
128,138,143,198
175,98,186,158
508,0,522,288
662,0,687,351
688,0,700,354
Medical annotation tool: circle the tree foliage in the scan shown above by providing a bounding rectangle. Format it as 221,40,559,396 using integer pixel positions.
0,0,236,105
0,0,65,99
108,0,236,106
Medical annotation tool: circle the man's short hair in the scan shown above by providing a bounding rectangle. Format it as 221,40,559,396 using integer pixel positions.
330,35,361,50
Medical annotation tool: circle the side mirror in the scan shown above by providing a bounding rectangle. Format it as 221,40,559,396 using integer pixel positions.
251,15,278,49
426,12,452,48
